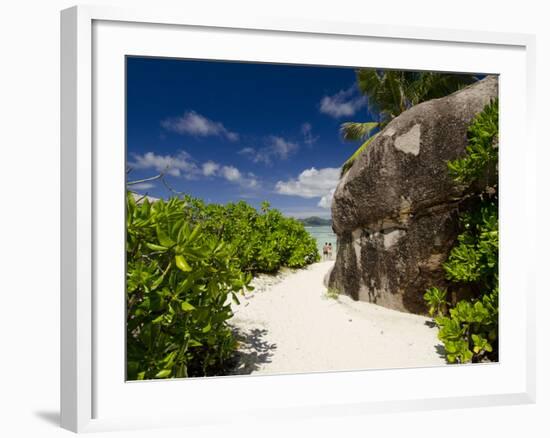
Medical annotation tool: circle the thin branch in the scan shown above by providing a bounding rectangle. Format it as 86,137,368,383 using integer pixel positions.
127,168,187,200
132,193,148,204
161,175,186,198
127,172,164,186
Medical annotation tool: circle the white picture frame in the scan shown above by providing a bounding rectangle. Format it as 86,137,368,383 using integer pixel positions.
60,4,537,433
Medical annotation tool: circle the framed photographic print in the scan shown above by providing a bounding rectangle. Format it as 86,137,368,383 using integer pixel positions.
60,4,536,433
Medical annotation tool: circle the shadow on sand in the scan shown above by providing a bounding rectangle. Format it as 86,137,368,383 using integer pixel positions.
434,344,448,360
424,320,448,361
226,327,277,375
424,319,437,328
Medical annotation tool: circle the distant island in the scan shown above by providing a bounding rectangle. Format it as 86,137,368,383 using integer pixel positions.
297,216,332,226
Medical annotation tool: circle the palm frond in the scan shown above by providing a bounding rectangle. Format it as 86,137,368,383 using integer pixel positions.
356,69,383,96
340,134,378,176
339,71,478,178
384,72,404,116
409,73,478,105
340,122,379,141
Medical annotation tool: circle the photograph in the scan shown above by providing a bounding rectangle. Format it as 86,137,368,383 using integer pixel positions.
125,57,499,380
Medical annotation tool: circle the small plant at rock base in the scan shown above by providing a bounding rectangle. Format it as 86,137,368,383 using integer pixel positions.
325,287,340,300
423,287,448,317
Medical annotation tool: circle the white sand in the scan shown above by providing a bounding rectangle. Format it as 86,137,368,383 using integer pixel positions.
229,261,446,375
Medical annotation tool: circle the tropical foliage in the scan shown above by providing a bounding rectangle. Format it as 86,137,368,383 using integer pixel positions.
424,100,499,364
126,193,319,380
340,70,477,174
447,98,499,186
179,198,319,273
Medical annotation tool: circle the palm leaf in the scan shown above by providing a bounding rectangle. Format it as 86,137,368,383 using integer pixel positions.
340,122,379,141
409,73,477,104
339,70,478,177
384,72,404,116
340,134,378,176
356,69,383,97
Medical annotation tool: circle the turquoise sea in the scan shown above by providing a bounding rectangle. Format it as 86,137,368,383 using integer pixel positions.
304,225,338,258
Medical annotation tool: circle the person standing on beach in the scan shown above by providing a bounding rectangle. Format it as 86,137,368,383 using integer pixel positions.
322,242,328,260
328,243,333,260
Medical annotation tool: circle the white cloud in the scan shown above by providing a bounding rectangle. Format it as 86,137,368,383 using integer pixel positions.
301,122,319,146
317,188,336,209
244,173,259,189
240,136,298,165
223,167,259,189
275,167,340,202
161,110,239,141
221,165,241,182
202,161,259,189
239,147,255,156
128,182,155,190
319,86,367,118
202,161,220,176
129,151,199,178
129,151,258,190
239,147,258,160
269,136,298,159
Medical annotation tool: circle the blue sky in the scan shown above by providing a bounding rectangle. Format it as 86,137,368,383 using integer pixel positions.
126,57,377,218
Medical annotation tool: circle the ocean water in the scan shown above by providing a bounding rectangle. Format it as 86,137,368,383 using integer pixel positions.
304,225,338,258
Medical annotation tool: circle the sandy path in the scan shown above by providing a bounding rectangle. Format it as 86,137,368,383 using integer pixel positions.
229,261,446,375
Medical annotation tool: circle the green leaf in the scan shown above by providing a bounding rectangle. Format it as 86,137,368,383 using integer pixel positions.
188,224,201,242
176,364,188,378
154,369,171,378
175,255,192,272
152,314,164,324
202,323,211,333
180,301,195,312
156,226,174,248
145,242,169,251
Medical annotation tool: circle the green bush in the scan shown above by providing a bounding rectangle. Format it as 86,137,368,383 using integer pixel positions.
181,198,319,273
424,100,499,364
447,99,498,185
126,192,319,379
443,201,498,288
126,194,253,379
434,286,498,363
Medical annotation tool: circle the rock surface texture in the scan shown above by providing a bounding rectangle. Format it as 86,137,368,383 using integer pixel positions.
328,76,498,314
